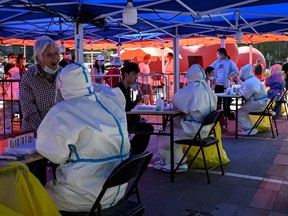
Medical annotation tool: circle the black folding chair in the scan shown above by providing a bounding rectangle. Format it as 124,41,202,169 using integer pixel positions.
60,151,153,216
174,110,224,184
274,89,288,119
247,94,279,138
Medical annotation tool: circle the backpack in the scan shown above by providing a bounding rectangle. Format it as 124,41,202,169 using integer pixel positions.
255,64,262,75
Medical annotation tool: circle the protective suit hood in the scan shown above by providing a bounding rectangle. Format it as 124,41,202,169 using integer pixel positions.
240,64,254,80
186,64,206,83
59,63,93,100
271,64,282,75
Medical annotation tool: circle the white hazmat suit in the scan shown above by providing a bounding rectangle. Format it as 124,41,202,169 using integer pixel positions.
154,64,217,172
237,64,268,135
36,63,130,211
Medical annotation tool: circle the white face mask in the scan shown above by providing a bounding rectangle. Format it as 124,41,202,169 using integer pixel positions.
66,54,72,60
44,65,59,75
208,76,214,80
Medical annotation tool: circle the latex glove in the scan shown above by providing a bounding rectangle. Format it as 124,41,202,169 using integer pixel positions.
234,75,243,85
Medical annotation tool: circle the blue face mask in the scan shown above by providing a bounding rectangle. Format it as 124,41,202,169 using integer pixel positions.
44,65,59,75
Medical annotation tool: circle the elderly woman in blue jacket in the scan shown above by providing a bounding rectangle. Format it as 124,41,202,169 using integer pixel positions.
265,64,285,117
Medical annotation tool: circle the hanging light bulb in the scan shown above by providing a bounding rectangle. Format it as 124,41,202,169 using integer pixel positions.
59,41,66,53
122,0,137,25
235,30,243,41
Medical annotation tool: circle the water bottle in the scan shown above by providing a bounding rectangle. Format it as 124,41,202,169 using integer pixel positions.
156,94,164,111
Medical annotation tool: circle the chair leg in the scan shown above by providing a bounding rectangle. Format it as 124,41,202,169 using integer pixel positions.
268,116,275,139
187,148,201,170
273,116,279,135
247,115,263,136
200,147,210,184
215,142,224,176
284,103,288,119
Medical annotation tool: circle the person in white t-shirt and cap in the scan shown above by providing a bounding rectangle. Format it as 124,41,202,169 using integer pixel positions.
91,54,105,84
36,62,130,212
104,55,122,87
138,54,154,105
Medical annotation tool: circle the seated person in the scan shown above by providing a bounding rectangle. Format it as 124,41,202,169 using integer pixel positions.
154,64,217,172
205,66,215,89
205,66,226,130
115,62,154,155
234,64,268,136
265,64,285,117
36,63,130,212
0,66,20,134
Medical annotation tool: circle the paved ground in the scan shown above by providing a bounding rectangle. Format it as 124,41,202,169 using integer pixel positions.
139,115,288,216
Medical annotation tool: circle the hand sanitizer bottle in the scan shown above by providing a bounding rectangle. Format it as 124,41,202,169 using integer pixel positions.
156,94,164,111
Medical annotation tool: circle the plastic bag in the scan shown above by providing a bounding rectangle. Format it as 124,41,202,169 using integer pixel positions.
0,163,61,216
249,115,270,132
181,123,230,169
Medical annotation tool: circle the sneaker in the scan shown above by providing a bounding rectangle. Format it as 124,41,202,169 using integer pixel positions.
249,128,258,136
161,163,188,173
238,128,258,136
153,159,166,170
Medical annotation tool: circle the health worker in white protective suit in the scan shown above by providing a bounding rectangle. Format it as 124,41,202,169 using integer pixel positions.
153,64,217,172
235,64,268,136
36,63,130,212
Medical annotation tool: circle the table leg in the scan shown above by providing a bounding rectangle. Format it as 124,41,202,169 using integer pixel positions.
170,114,174,182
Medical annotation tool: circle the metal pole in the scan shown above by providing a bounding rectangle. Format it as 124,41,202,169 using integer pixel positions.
74,22,84,63
173,27,180,93
249,43,253,64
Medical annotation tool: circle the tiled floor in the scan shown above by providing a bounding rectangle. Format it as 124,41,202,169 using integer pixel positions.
139,115,288,215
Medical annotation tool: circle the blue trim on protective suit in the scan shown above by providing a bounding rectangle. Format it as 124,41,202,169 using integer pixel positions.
68,144,129,163
93,92,126,207
93,93,125,156
74,62,89,83
194,80,212,112
201,82,212,113
109,184,121,207
66,91,127,207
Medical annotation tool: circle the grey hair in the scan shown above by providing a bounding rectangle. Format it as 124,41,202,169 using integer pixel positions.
34,36,59,63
